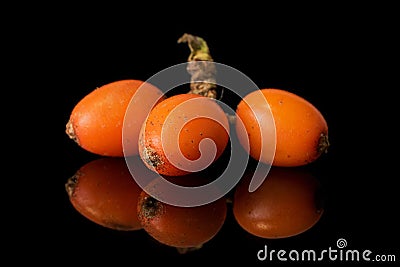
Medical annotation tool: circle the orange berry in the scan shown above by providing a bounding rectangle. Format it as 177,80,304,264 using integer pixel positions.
66,79,165,157
139,93,229,176
236,88,329,166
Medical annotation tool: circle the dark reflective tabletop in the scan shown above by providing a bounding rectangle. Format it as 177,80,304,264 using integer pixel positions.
37,22,399,265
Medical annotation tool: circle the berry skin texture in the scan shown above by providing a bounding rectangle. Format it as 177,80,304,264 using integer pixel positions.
233,167,324,239
137,189,227,248
66,79,165,157
235,88,329,167
139,93,229,176
65,157,143,231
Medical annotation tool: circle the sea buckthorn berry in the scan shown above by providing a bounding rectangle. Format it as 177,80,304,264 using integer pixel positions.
139,93,229,176
66,79,165,157
235,88,329,167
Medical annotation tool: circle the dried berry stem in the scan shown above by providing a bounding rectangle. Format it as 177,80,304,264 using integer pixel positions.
65,120,78,143
178,33,218,99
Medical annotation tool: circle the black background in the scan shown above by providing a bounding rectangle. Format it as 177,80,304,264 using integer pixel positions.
16,3,398,266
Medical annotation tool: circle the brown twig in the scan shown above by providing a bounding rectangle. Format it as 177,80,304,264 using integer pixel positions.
178,33,218,99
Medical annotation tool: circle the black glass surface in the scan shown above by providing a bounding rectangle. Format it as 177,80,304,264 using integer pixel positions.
32,18,398,266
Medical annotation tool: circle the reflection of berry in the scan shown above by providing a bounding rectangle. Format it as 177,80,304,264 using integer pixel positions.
233,167,324,239
137,190,227,248
65,158,143,231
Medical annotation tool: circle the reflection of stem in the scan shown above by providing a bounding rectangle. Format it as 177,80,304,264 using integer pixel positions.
65,172,80,197
176,244,203,254
178,33,217,99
